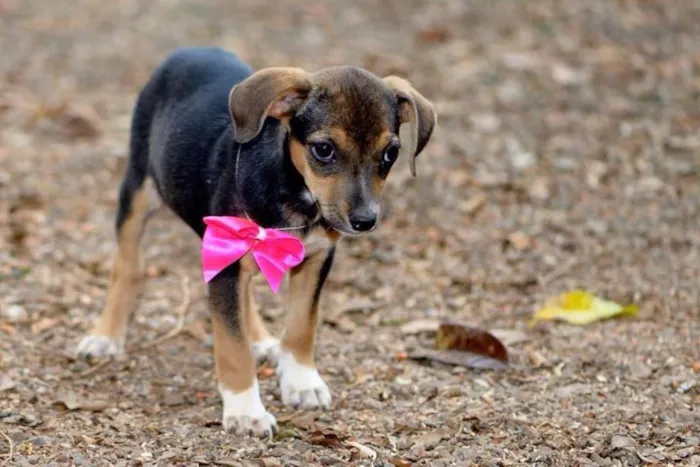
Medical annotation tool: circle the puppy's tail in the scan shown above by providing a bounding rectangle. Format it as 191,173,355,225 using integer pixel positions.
115,91,153,235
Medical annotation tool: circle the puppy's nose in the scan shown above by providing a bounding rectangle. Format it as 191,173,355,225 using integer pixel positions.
349,206,378,232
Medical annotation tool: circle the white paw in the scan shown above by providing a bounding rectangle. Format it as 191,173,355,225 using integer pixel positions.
220,382,277,437
76,334,124,358
252,338,281,365
277,351,331,409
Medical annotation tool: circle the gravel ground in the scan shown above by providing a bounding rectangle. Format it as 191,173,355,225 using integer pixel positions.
1,1,699,465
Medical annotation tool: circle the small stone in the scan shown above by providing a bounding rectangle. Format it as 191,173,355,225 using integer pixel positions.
470,114,501,133
497,79,524,105
3,304,27,322
507,231,534,251
551,63,588,86
610,435,635,449
628,361,652,380
677,380,695,394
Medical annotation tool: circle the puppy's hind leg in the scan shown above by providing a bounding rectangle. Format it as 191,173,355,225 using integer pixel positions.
77,114,154,358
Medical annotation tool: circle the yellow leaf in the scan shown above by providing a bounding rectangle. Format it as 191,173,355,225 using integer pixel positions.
531,290,638,326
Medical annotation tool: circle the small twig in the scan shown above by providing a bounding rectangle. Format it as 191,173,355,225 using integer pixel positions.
537,257,578,290
0,429,14,466
141,274,191,349
77,358,112,377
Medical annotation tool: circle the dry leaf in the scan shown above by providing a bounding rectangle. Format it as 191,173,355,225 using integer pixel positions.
346,441,377,460
31,317,61,335
461,192,487,215
531,290,638,325
389,458,413,467
507,231,533,251
60,109,101,140
307,430,344,448
413,430,450,450
280,411,320,431
0,375,16,392
409,348,507,370
436,322,509,363
54,391,109,412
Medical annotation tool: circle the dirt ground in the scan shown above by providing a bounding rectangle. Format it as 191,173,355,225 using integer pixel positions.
1,0,699,465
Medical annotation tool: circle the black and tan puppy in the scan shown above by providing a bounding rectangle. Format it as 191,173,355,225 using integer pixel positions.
76,47,435,437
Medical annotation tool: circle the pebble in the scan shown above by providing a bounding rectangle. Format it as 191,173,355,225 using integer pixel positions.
2,304,28,322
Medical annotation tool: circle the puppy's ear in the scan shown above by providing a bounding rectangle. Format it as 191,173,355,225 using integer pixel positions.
383,76,437,176
229,67,312,144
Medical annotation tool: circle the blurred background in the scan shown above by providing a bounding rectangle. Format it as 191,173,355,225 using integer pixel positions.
1,1,699,465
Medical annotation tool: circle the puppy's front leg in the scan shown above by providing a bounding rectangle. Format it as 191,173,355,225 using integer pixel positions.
278,246,335,410
209,263,276,437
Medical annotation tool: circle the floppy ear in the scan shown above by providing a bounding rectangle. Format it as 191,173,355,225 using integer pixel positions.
229,67,312,144
383,76,437,176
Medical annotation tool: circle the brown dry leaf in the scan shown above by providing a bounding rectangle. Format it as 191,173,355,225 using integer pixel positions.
461,192,487,216
507,231,534,251
278,411,320,431
417,26,452,44
30,317,62,335
408,322,509,370
60,108,101,140
389,458,413,467
54,391,109,412
307,430,345,448
436,322,509,363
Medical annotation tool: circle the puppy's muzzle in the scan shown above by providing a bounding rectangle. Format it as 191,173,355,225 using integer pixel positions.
348,203,379,232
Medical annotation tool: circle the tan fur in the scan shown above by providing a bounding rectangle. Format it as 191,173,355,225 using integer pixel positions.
212,314,255,393
280,230,337,366
90,184,149,339
243,275,273,343
289,138,346,216
229,67,312,143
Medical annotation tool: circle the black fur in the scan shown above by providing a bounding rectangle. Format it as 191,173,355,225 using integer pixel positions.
120,47,320,238
117,47,327,333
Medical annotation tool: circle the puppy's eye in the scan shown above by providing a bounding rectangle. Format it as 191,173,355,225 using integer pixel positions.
310,142,336,163
382,145,399,167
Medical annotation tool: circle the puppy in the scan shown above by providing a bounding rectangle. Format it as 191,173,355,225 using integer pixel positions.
77,47,436,437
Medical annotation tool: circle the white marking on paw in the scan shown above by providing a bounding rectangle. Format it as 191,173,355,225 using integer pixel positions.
277,351,331,409
76,334,124,358
252,338,281,365
220,381,277,437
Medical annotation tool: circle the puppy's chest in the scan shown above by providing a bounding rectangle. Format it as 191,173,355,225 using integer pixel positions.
302,229,334,257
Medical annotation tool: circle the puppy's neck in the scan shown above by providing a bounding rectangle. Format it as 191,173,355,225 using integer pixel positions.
232,121,320,232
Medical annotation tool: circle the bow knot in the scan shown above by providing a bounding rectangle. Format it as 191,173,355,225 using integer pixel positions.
201,216,305,293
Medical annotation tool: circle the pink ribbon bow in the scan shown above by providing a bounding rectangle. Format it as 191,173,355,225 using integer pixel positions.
201,216,305,293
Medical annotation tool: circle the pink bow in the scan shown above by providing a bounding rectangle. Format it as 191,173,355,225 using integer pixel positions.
201,216,305,293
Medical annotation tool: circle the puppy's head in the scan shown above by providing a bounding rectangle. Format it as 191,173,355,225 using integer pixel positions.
229,66,436,235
